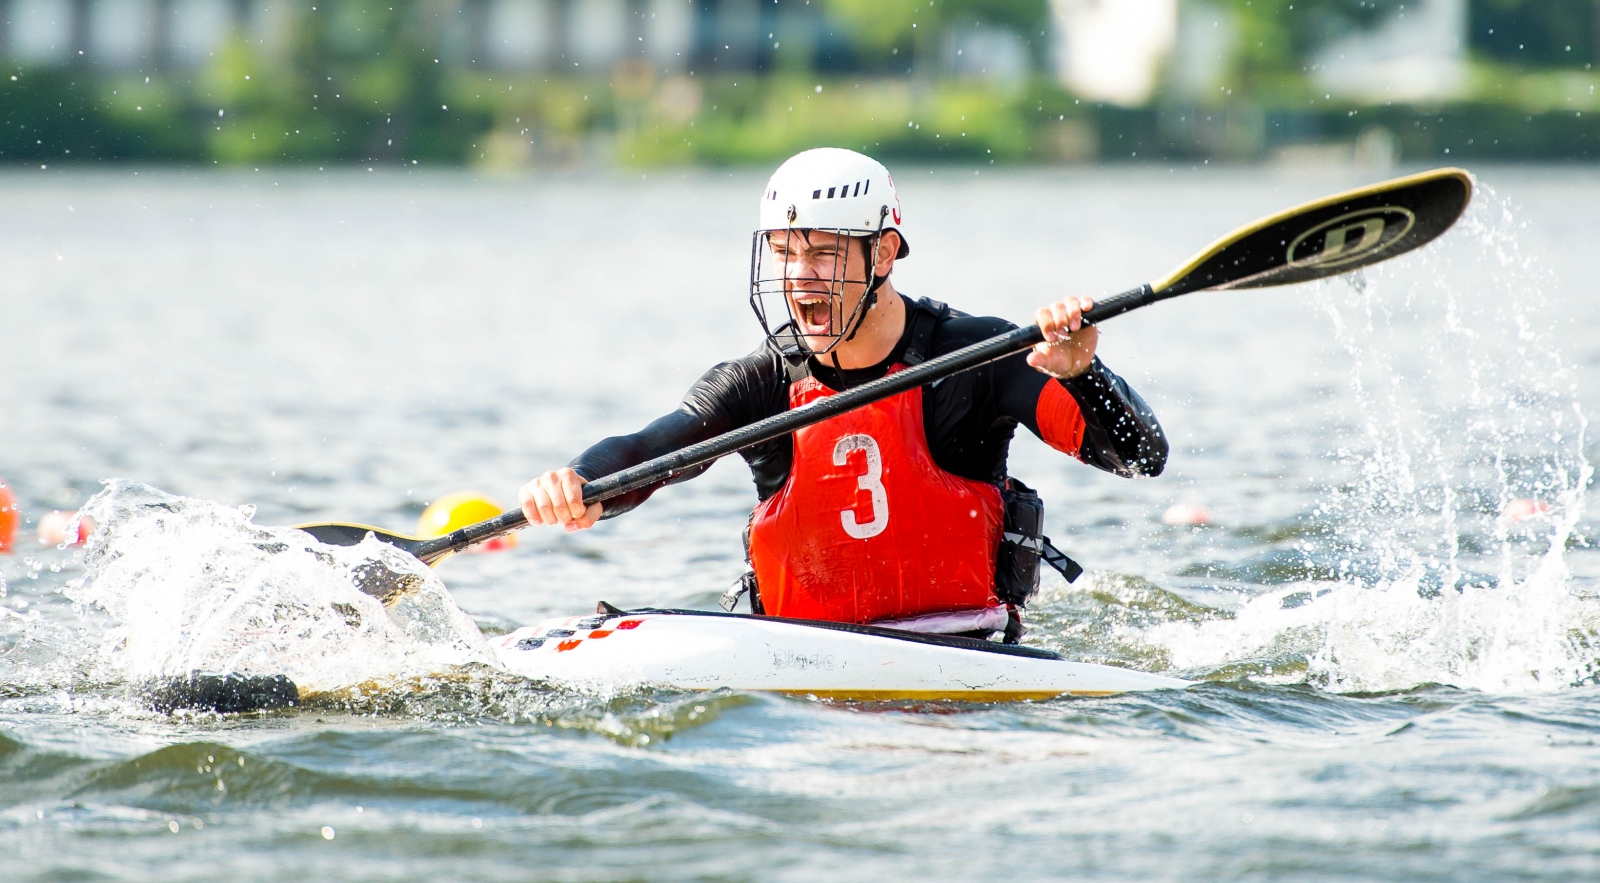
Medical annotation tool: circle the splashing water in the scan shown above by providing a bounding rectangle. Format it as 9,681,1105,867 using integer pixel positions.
61,480,495,693
1125,185,1599,694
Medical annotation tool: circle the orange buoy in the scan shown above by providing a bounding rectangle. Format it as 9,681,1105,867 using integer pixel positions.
0,479,16,553
417,491,517,554
1161,503,1214,526
37,510,93,547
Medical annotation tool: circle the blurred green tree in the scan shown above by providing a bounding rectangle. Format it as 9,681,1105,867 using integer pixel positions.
200,0,491,164
821,0,1052,68
0,69,199,161
1470,0,1597,68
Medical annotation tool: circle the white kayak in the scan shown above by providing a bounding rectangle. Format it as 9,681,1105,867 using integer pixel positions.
490,608,1191,701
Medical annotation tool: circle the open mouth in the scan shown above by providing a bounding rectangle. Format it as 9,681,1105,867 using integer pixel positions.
793,295,833,334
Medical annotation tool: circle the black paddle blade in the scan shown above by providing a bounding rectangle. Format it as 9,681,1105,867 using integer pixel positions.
1152,167,1473,297
145,673,299,714
348,561,429,605
294,521,425,555
294,521,462,567
290,522,437,603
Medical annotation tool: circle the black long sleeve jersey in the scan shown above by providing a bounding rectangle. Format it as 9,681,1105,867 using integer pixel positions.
570,297,1168,518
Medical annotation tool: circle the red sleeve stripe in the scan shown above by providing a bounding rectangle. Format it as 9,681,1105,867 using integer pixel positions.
1036,379,1087,459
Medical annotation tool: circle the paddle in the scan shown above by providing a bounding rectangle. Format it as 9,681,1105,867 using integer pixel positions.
298,167,1473,573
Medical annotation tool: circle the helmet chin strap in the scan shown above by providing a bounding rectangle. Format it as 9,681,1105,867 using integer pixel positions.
842,281,883,343
828,249,885,370
829,214,893,366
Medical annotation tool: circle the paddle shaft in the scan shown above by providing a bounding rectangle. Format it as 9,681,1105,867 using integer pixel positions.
298,168,1473,566
411,283,1159,562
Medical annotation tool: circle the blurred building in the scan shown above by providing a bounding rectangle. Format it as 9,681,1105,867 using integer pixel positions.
0,0,891,73
3,0,250,68
1312,0,1468,102
0,0,1053,79
1050,0,1176,106
0,0,699,70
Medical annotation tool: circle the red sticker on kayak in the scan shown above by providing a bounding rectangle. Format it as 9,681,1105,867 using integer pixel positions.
588,630,612,639
616,620,642,630
556,639,581,652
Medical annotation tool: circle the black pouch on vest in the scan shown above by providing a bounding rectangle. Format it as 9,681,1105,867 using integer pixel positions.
995,478,1046,608
996,479,1085,613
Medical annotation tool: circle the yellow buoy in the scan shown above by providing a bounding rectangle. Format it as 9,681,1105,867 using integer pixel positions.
417,492,517,553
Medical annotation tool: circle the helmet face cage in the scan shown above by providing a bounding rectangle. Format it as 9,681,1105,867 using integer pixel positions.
749,214,887,358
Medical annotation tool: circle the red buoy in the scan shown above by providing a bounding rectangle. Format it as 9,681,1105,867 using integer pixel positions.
1502,498,1550,522
1161,503,1214,526
0,479,16,553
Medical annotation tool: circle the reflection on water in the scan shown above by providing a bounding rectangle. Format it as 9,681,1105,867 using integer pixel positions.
2,167,1599,880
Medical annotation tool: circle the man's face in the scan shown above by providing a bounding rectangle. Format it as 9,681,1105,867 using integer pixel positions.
765,229,872,353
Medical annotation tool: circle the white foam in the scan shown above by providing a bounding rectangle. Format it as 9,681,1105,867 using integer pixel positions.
1135,185,1599,694
1149,545,1599,694
66,480,495,692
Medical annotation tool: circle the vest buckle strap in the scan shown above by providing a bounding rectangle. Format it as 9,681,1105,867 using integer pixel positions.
720,571,760,613
1002,531,1044,553
1003,604,1026,644
1040,538,1084,583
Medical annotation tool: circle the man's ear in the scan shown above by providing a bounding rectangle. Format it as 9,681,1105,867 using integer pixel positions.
874,230,901,275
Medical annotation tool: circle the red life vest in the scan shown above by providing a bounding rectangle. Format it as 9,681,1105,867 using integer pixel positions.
747,365,1005,624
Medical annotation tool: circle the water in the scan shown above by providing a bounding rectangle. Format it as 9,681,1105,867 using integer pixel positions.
3,165,1600,880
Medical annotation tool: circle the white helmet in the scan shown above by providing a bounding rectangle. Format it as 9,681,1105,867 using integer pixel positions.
749,148,909,358
756,147,910,257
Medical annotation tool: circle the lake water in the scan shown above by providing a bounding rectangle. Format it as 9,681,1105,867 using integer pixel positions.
2,165,1599,881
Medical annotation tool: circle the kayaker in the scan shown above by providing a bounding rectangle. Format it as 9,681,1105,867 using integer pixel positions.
520,148,1166,640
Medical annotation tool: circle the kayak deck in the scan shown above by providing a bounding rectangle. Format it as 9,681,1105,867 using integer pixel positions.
490,607,1191,701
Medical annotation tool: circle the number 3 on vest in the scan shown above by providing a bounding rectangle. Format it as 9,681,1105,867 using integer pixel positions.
834,434,888,539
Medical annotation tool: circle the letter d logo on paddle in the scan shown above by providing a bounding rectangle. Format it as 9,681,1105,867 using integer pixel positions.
1287,206,1416,270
